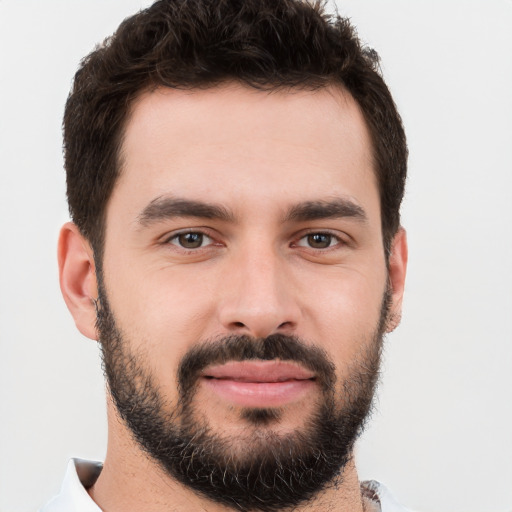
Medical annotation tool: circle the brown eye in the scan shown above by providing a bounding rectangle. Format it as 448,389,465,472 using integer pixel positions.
172,232,209,249
306,233,333,249
295,232,343,250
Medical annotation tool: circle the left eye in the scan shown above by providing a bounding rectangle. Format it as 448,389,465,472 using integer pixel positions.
169,232,213,249
296,233,339,249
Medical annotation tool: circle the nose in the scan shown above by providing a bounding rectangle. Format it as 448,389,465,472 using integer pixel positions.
217,244,301,338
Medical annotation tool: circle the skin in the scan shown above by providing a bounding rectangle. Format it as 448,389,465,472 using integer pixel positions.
58,83,407,511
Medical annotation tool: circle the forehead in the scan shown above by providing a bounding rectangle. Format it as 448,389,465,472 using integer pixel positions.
113,83,378,221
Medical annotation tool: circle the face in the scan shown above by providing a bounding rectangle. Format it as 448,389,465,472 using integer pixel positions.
91,84,405,510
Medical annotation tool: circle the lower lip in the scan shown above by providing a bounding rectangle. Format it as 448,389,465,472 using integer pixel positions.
202,377,316,408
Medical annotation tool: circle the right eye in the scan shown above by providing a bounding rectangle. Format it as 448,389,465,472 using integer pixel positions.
168,232,213,249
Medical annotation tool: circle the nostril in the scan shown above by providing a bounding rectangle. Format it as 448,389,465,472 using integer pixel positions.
223,314,298,338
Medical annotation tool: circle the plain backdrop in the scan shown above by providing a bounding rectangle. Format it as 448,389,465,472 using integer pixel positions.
0,1,511,511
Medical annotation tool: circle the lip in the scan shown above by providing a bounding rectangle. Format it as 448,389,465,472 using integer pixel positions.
200,361,316,408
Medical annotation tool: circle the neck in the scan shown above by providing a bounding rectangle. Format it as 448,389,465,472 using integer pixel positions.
89,403,367,512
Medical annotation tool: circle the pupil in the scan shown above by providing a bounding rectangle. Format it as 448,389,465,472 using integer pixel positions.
180,233,203,248
308,233,331,248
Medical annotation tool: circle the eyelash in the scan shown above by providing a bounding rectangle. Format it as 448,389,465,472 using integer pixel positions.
165,230,216,250
293,230,347,251
164,229,347,252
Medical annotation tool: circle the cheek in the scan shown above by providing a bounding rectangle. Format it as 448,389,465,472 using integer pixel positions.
300,265,387,361
103,262,218,389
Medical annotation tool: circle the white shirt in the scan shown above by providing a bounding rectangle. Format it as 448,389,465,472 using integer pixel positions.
39,459,414,512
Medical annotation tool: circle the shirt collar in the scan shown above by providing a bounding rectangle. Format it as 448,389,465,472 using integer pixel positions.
39,459,102,512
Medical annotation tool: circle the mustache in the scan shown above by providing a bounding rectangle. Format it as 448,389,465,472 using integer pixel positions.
177,334,337,397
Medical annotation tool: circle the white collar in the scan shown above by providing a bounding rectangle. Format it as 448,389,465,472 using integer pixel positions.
361,480,414,512
39,459,102,512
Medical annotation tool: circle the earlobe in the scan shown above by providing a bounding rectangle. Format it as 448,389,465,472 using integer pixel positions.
58,222,99,340
386,227,408,333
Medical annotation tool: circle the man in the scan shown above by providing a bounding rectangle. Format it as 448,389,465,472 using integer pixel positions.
41,0,409,510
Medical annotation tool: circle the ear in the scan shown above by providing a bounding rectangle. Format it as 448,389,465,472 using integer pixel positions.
58,222,99,340
385,227,408,333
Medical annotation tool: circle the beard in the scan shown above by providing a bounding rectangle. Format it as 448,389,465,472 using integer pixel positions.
96,278,389,512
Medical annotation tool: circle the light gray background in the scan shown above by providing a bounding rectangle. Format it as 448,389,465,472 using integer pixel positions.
0,1,511,511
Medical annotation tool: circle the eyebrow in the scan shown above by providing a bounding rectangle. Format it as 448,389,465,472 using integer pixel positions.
137,195,367,227
284,198,367,223
138,196,235,226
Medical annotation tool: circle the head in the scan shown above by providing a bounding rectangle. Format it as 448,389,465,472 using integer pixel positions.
63,0,407,263
58,1,408,511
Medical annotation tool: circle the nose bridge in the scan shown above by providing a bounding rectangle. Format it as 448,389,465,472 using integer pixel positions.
218,238,299,337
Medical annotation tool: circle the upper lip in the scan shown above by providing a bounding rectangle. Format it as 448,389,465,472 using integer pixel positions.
201,360,316,383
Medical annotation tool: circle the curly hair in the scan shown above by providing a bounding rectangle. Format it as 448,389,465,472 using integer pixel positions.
63,0,407,260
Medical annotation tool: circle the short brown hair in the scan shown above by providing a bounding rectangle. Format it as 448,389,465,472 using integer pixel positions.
64,0,407,261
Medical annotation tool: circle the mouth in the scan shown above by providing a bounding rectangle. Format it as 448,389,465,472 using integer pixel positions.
200,360,317,408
